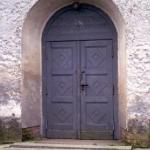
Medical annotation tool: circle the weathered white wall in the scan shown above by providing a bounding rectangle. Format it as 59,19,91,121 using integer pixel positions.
0,0,150,137
115,0,150,129
0,0,38,117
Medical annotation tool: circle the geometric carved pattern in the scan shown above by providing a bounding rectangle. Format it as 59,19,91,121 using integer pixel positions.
53,105,72,123
52,48,72,70
87,47,106,68
86,76,109,96
87,104,107,124
92,80,107,95
89,110,107,124
53,76,73,96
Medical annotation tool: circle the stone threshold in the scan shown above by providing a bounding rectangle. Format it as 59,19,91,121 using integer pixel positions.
10,142,132,150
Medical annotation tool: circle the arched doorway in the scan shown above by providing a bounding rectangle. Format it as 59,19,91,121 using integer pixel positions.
42,3,117,139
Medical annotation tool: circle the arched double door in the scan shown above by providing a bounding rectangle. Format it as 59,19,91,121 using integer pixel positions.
43,3,117,139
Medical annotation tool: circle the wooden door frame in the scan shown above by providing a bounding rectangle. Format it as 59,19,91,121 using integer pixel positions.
42,4,119,139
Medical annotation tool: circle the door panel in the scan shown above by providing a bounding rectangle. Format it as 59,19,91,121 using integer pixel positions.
46,41,78,138
45,40,114,139
80,40,114,139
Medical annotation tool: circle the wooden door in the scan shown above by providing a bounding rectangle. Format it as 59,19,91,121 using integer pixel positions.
43,3,117,139
45,40,114,139
45,41,79,138
80,40,114,139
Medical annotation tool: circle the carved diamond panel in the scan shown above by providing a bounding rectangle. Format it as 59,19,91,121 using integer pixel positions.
52,76,73,96
52,48,73,70
86,75,111,97
86,47,106,68
52,103,73,124
86,103,108,125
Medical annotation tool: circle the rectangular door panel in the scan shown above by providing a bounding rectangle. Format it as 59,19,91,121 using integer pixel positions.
46,41,78,138
80,40,114,139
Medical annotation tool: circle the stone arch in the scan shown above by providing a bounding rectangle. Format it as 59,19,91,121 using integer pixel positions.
22,0,126,139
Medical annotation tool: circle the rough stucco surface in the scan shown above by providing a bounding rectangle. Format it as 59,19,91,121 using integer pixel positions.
115,0,150,129
0,0,38,142
0,0,38,117
0,0,150,142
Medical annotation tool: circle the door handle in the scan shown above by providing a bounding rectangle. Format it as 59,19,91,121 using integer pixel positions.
81,84,88,87
80,84,88,91
80,71,88,91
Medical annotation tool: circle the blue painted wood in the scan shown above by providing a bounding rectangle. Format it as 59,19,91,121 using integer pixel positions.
43,4,116,41
46,41,78,138
43,3,117,139
80,40,114,139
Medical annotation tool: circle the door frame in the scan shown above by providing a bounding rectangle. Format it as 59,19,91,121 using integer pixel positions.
42,4,118,139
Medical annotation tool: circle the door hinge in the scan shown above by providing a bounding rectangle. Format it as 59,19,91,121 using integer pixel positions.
112,123,115,138
113,84,115,96
45,120,48,130
112,49,114,58
45,86,48,96
113,123,115,131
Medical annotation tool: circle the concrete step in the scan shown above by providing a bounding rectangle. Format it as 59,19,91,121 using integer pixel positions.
11,142,132,150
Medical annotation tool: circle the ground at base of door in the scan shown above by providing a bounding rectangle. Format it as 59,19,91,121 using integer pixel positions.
1,146,150,150
0,139,133,150
1,139,150,150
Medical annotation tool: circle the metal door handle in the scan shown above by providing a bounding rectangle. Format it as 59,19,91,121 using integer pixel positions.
80,71,88,91
81,84,88,87
81,84,88,91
